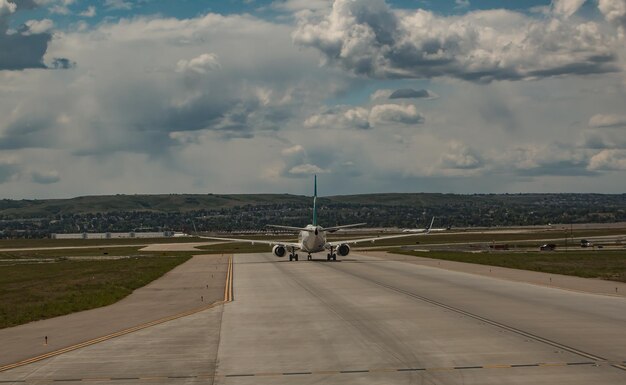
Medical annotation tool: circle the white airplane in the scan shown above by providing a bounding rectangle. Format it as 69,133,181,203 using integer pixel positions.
196,176,434,261
403,224,446,233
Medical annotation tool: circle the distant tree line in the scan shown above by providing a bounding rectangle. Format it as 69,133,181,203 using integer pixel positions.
1,193,625,238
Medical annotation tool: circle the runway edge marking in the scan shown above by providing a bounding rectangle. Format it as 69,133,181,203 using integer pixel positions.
0,254,235,373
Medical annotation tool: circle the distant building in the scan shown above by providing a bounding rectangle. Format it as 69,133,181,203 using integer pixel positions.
51,231,176,239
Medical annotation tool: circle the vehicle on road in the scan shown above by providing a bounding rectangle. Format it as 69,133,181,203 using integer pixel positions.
540,243,556,251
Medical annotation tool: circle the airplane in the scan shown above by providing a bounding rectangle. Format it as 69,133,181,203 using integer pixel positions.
194,176,435,261
403,225,447,233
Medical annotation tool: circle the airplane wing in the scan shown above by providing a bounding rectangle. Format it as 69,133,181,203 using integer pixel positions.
327,217,435,247
266,225,314,232
327,232,429,247
324,223,367,233
195,235,301,249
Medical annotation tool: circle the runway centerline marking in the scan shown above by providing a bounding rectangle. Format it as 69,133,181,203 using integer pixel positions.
0,361,607,383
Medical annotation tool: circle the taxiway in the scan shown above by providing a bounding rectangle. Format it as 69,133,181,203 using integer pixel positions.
1,252,624,384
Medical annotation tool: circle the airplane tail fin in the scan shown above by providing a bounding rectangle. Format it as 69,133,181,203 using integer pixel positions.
313,175,317,226
426,217,435,233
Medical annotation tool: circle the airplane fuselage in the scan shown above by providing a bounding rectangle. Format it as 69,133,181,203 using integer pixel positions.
298,225,327,253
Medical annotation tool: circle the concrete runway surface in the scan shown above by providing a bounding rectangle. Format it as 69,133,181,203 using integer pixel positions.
1,252,625,384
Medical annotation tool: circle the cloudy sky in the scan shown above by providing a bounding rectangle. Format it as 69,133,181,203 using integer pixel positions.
1,0,626,198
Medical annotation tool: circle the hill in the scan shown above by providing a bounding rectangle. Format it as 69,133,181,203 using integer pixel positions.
1,193,625,237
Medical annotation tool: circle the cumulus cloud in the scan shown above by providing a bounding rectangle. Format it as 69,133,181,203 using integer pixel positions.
305,106,371,129
552,0,586,18
0,0,16,17
370,104,424,125
271,0,331,13
454,0,470,10
306,103,424,129
0,11,335,164
79,5,95,17
598,0,626,36
293,0,620,82
588,149,626,170
176,53,221,75
440,142,483,169
105,0,132,11
0,0,71,70
288,163,328,175
21,18,54,35
589,113,626,127
496,144,595,176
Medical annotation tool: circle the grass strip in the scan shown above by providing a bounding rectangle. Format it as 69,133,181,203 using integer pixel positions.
390,250,626,282
0,237,203,249
0,256,190,329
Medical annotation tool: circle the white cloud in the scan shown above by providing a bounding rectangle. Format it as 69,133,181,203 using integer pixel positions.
22,19,54,35
2,1,626,197
80,6,96,18
48,0,76,15
281,144,305,156
454,0,470,9
370,104,424,125
293,0,620,82
305,106,371,129
598,0,626,37
306,103,424,129
271,0,331,12
176,53,221,75
289,163,328,175
589,113,626,127
105,0,133,11
552,0,586,18
440,142,483,170
588,149,626,170
0,0,16,18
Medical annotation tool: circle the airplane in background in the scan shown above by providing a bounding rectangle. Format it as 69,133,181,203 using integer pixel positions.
195,176,435,261
403,224,447,233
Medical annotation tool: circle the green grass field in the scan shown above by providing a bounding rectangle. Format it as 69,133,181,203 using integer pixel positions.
0,237,204,249
391,250,626,282
0,256,191,329
343,229,626,247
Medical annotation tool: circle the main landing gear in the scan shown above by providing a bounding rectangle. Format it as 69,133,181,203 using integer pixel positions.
307,254,312,261
327,246,337,261
288,247,298,261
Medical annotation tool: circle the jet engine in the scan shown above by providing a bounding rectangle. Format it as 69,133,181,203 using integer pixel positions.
337,243,350,257
272,245,286,257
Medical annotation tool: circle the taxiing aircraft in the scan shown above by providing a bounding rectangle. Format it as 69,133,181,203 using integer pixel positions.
403,224,446,233
196,176,434,261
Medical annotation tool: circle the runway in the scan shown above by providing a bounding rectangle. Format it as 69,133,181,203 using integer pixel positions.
1,252,624,384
